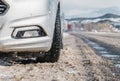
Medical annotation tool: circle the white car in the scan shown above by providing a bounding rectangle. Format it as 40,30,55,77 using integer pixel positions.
0,0,62,62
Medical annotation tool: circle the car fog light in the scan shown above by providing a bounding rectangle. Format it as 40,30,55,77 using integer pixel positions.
12,26,46,39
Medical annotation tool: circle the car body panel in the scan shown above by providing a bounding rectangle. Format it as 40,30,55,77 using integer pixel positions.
0,0,60,52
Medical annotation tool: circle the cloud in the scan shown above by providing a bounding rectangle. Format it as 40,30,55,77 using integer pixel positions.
65,9,95,18
62,0,120,18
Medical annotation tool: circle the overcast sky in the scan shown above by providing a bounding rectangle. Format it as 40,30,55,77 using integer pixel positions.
62,0,120,18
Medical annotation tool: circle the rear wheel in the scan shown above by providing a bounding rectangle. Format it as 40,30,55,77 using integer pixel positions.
37,4,61,63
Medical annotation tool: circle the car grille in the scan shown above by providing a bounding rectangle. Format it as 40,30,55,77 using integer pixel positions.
0,0,8,15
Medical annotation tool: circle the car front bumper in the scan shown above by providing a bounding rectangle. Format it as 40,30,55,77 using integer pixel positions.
0,36,51,52
0,0,57,52
0,14,53,52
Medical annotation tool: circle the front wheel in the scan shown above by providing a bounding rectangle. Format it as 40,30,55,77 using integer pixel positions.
37,4,62,63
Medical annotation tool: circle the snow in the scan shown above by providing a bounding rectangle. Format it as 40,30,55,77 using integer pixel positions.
63,32,70,38
81,18,120,24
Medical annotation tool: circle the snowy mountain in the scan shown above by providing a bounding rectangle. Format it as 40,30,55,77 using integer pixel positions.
95,7,120,17
98,13,120,18
68,13,120,24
